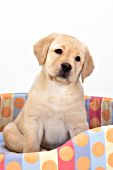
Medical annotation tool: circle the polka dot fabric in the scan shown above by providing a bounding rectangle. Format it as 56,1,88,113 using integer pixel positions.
13,93,27,120
0,93,13,132
0,93,28,131
0,93,113,169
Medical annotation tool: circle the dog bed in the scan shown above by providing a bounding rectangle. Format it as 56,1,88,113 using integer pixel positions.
0,93,113,170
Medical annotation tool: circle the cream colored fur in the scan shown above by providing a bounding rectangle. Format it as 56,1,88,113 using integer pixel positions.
3,33,94,153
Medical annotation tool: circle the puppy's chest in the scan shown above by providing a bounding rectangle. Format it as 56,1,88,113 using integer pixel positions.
45,94,80,114
45,84,79,111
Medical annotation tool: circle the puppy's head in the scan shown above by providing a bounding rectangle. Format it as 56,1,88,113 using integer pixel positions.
34,33,94,83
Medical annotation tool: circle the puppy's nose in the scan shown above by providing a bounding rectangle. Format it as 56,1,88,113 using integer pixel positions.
61,62,72,72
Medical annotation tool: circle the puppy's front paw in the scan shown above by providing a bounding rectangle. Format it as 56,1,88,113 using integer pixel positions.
23,141,40,153
69,122,89,138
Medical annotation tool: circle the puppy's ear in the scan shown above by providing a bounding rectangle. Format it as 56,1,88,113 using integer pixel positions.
81,48,94,83
33,33,57,65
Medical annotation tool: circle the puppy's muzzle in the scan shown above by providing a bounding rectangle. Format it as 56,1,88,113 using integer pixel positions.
58,62,72,79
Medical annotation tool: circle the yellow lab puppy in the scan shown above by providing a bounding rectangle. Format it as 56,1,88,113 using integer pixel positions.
3,33,94,152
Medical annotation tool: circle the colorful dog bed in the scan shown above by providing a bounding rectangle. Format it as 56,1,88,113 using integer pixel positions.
0,93,113,170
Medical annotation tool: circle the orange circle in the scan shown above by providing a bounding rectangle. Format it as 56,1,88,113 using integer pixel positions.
59,146,74,161
103,97,111,102
14,97,25,109
2,93,12,100
90,99,100,111
0,154,4,162
90,117,100,128
96,167,105,170
74,133,89,147
42,160,57,170
84,96,88,100
6,161,21,170
77,156,90,170
102,109,110,121
108,153,113,167
91,127,102,132
92,142,105,157
106,128,113,143
1,106,12,117
24,153,39,163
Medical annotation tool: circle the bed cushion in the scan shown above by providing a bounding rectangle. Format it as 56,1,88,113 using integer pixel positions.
0,93,113,169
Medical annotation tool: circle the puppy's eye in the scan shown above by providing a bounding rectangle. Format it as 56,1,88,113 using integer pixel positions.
75,56,81,62
54,49,62,54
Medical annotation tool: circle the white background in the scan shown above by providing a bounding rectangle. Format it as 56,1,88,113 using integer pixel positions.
0,0,113,97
